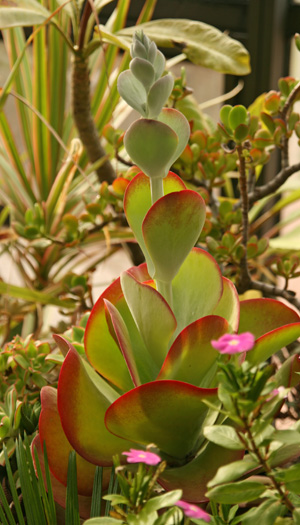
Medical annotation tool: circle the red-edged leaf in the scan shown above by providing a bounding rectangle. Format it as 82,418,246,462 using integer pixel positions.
172,248,223,335
38,386,97,496
104,299,141,387
158,441,243,502
142,190,206,282
124,171,186,276
84,264,150,391
121,271,177,369
274,354,300,389
57,343,134,466
157,316,229,387
239,298,300,338
105,380,218,460
248,324,300,365
32,435,93,519
213,277,240,332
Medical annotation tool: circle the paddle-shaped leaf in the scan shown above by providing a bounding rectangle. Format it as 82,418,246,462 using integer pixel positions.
57,343,134,466
38,386,97,495
124,171,186,275
85,264,150,391
158,315,229,387
212,277,240,332
157,109,191,169
142,190,206,282
121,271,177,369
124,119,178,180
239,298,300,338
248,324,300,365
172,248,223,335
105,380,218,460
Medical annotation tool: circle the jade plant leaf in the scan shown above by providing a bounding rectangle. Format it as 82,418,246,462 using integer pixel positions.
57,343,135,466
157,315,229,387
142,190,206,282
124,171,185,275
239,298,300,338
158,440,243,502
105,380,218,461
118,19,251,75
171,248,223,335
124,119,179,180
120,271,177,369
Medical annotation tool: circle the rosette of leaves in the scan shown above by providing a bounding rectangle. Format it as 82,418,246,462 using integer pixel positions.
34,171,300,517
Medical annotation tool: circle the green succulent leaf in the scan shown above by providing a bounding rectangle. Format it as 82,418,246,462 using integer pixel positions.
130,57,155,91
142,190,206,282
158,315,229,387
120,271,177,369
124,171,186,275
239,298,300,338
124,119,178,179
117,70,147,116
56,342,135,466
147,75,174,118
105,380,218,460
157,108,191,169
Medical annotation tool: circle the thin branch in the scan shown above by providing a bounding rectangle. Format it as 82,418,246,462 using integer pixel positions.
248,161,300,205
236,145,252,292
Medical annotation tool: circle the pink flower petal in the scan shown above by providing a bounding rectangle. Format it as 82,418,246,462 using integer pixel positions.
176,500,211,521
122,448,161,465
211,332,255,354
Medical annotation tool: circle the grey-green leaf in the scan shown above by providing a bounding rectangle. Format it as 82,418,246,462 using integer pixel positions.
130,57,155,91
148,75,174,119
117,70,147,116
118,19,251,75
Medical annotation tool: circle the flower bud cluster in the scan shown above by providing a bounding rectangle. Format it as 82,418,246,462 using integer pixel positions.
118,31,174,119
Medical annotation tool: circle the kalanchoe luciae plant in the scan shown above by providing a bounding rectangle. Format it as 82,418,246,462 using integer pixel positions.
34,33,300,518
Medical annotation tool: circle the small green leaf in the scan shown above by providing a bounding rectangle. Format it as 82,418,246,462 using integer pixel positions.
206,480,266,504
228,105,248,130
204,425,245,450
207,456,259,487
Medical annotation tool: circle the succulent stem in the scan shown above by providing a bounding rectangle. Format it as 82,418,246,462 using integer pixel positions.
150,177,164,204
156,280,173,308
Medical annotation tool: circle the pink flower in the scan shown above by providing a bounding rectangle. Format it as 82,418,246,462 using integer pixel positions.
267,385,286,402
176,500,211,521
211,332,255,354
122,448,161,465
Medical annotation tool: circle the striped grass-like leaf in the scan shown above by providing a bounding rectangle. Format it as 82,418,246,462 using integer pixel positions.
104,468,116,517
15,436,47,525
33,441,57,525
3,445,26,525
90,466,104,518
0,481,17,525
65,451,80,525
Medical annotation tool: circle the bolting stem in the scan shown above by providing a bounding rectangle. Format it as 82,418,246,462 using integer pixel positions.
150,177,164,205
156,280,173,308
